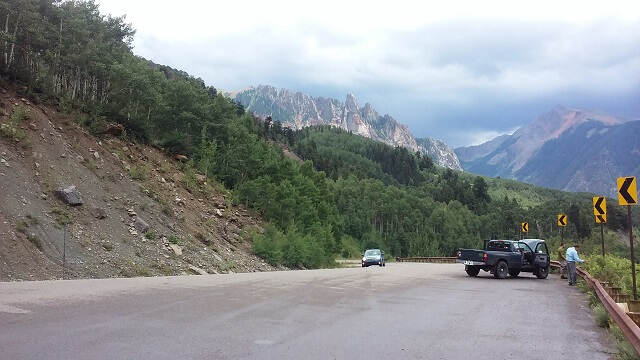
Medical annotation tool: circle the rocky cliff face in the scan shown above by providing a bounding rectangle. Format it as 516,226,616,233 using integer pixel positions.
416,137,462,171
235,85,462,170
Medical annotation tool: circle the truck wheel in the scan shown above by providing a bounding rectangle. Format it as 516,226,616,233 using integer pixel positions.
494,261,508,279
536,266,549,279
465,266,480,277
508,269,520,277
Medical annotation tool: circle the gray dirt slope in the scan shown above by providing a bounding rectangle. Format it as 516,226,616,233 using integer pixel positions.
0,88,280,281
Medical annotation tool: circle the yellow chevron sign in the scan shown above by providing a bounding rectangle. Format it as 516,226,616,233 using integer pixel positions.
595,214,607,224
618,177,638,206
557,214,567,227
593,196,606,215
521,222,528,233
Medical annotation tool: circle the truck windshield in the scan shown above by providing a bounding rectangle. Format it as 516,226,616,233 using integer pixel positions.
486,242,512,251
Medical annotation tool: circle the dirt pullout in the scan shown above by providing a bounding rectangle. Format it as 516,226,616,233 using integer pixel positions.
0,89,281,281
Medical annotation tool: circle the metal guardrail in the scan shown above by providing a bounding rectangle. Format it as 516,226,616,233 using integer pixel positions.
396,257,457,263
550,260,640,355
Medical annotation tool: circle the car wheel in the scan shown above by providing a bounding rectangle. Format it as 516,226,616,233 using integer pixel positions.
536,266,549,279
465,265,480,277
508,269,520,277
494,261,508,279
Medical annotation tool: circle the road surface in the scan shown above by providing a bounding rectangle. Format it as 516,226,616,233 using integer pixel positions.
0,263,614,359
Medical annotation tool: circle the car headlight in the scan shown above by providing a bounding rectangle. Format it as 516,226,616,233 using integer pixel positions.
362,257,366,261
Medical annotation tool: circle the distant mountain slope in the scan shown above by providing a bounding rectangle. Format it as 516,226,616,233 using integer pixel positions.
517,120,640,196
455,134,510,163
234,85,463,170
455,106,638,196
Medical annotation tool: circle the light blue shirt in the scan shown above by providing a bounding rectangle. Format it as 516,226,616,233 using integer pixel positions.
566,247,583,263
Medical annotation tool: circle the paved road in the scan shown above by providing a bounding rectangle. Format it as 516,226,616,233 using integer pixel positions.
0,263,614,360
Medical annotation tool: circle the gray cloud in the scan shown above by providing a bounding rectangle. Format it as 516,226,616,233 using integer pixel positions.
131,16,640,148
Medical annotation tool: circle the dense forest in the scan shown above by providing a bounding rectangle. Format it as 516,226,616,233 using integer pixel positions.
2,0,638,268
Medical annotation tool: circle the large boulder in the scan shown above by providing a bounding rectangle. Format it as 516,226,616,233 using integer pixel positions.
133,217,150,233
55,186,83,206
91,207,107,219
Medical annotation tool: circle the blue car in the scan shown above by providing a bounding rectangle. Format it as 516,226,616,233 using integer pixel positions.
362,249,385,267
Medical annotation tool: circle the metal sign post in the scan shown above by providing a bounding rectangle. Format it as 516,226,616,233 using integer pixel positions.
63,224,67,280
601,223,605,257
628,207,636,300
618,176,638,300
558,214,567,246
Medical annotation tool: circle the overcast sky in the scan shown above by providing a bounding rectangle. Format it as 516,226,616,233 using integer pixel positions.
96,0,640,148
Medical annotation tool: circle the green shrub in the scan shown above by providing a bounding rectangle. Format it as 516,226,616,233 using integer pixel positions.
252,225,284,266
582,254,640,296
145,230,156,241
168,234,179,244
591,303,610,328
610,325,640,360
51,206,73,225
16,220,28,233
26,214,39,225
128,164,148,180
27,233,43,250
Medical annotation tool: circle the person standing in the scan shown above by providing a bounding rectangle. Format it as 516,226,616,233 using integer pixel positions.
565,244,586,286
557,243,567,279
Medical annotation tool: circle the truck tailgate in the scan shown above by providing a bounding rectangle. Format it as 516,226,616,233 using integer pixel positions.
458,249,485,262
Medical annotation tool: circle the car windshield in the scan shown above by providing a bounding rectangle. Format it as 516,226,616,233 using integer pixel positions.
364,249,380,256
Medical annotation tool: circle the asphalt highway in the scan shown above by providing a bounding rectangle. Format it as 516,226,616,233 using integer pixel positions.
0,263,614,360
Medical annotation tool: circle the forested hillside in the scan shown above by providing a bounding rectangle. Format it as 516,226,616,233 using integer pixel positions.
2,0,638,272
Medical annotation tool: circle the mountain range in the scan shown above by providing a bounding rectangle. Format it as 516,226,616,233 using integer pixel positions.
234,86,639,198
455,106,640,197
233,85,462,170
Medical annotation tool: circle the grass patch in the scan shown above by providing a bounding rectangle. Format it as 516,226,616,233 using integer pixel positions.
51,206,73,225
16,220,28,233
158,162,171,174
610,325,640,360
220,261,237,273
26,213,39,225
128,164,148,180
0,106,31,143
157,197,173,217
591,303,610,328
145,229,156,241
168,234,179,244
27,233,43,250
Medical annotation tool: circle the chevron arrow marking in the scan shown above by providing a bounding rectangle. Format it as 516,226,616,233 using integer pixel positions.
618,177,638,205
593,196,606,215
558,214,567,226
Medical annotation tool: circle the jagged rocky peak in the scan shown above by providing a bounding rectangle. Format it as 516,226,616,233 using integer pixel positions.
345,93,359,110
416,137,463,171
233,85,463,170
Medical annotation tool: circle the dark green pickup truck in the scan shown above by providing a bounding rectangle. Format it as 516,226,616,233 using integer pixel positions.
456,239,551,279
